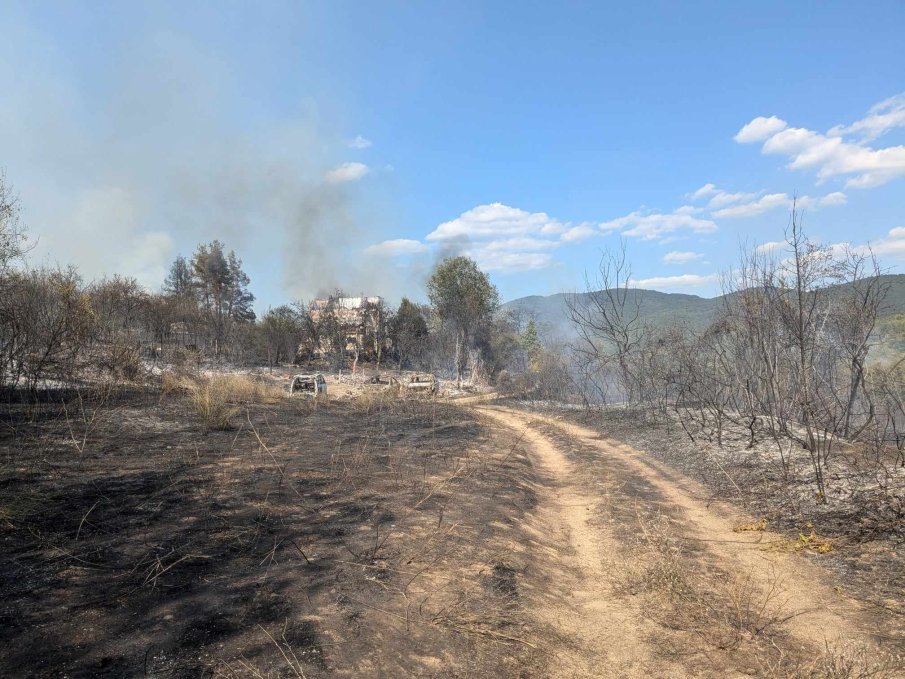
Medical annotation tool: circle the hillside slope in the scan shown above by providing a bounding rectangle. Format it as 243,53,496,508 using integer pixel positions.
505,273,905,341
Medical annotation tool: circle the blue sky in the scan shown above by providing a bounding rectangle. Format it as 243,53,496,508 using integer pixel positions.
1,1,904,310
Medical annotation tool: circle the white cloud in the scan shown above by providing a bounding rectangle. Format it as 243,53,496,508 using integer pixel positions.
707,190,757,208
689,183,758,209
829,94,905,142
663,250,704,264
690,183,718,201
712,191,846,219
755,241,786,254
798,191,847,209
631,273,719,290
325,161,370,183
427,202,566,241
467,250,554,272
425,203,612,272
426,203,590,272
364,239,428,257
867,226,905,258
560,224,596,242
600,210,717,240
711,193,791,218
734,116,788,143
347,135,373,149
482,237,559,252
735,95,905,188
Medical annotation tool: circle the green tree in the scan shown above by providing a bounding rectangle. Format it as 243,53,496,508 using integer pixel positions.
189,241,256,358
163,255,193,298
390,297,428,370
259,304,303,371
521,317,541,368
427,256,499,386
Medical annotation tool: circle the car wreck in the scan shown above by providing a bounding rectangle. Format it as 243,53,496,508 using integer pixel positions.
290,373,328,397
390,373,439,396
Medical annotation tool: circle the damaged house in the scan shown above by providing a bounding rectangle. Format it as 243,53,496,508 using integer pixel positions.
305,296,388,363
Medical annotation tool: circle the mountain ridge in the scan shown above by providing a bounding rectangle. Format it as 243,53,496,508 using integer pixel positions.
503,273,905,341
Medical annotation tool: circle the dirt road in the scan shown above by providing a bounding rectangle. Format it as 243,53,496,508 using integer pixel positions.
473,404,888,678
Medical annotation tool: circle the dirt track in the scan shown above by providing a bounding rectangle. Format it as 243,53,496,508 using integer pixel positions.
473,404,889,677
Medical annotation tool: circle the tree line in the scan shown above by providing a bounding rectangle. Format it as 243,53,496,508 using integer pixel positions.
0,173,564,394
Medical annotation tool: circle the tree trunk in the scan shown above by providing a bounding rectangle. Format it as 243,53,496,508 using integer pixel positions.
455,331,462,388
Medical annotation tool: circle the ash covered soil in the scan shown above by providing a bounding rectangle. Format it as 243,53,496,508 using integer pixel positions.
3,387,905,678
0,389,542,677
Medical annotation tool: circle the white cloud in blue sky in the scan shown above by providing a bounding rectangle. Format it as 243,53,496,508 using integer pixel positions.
366,92,905,291
737,99,905,188
631,274,719,291
346,135,373,149
325,162,371,183
663,251,705,264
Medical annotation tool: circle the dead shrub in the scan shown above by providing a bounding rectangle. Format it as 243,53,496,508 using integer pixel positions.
711,571,789,649
95,341,145,382
169,346,200,371
779,642,905,679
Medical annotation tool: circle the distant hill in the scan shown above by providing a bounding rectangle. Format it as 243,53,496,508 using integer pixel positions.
504,274,905,344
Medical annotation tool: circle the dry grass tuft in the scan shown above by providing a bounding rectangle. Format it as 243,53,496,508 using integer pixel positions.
160,370,196,396
763,529,834,555
166,373,286,431
794,644,905,679
621,511,690,596
734,518,768,533
213,374,285,405
350,389,397,415
188,378,239,431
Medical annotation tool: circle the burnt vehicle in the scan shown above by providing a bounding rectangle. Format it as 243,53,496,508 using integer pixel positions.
289,373,328,397
390,373,439,396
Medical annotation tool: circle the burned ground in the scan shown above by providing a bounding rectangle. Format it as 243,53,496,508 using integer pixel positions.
0,390,542,677
4,386,904,678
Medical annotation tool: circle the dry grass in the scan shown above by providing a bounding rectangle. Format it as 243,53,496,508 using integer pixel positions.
622,511,792,656
160,370,196,395
623,511,690,596
349,388,398,415
763,642,905,678
163,373,286,431
763,528,835,555
734,518,768,533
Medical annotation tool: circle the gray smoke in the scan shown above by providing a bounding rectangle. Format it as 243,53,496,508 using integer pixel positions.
0,8,410,310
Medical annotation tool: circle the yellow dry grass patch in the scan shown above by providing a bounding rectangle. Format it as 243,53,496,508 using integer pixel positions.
160,371,196,395
733,518,768,533
763,529,834,555
163,372,286,430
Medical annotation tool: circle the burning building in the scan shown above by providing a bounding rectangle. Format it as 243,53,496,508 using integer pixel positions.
306,296,387,359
